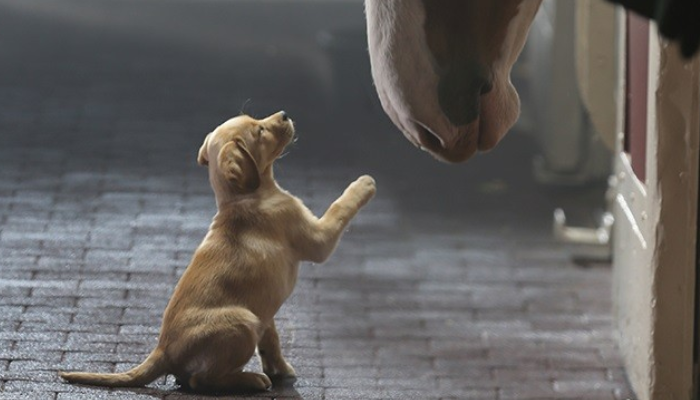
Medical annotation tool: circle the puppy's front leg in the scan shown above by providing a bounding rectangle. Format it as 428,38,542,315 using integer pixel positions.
300,175,376,263
258,321,296,379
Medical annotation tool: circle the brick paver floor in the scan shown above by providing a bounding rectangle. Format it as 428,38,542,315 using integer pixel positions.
0,1,634,399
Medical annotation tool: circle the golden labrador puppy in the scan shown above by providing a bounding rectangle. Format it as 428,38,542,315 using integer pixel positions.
59,111,376,392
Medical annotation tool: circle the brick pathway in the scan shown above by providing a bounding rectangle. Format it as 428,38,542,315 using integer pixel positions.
0,1,634,399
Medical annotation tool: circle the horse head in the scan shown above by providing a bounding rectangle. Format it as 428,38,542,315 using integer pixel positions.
366,0,542,162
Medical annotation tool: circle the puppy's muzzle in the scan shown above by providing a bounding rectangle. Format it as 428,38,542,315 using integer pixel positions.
276,111,295,143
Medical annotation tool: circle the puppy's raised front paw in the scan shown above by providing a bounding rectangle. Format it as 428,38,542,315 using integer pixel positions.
350,175,377,205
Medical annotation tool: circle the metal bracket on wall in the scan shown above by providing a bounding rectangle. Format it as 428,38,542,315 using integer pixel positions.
552,175,617,263
553,208,614,262
553,208,614,245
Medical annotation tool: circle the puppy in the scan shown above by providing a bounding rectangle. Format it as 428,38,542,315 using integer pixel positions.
59,111,376,392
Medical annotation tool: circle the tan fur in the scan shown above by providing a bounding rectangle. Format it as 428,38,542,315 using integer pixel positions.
59,111,376,392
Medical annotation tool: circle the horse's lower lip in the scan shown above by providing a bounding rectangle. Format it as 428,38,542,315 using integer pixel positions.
414,125,477,163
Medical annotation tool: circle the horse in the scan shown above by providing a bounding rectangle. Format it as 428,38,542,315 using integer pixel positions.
365,0,699,163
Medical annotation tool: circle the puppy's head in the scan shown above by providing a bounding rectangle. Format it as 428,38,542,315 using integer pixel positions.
197,111,295,193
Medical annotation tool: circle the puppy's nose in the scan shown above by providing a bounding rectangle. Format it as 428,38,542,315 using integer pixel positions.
280,111,289,121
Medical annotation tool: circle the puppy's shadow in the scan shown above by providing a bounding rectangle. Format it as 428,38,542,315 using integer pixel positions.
267,376,303,399
82,376,304,399
176,376,303,399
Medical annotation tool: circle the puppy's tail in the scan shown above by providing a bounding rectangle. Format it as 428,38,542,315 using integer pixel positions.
59,347,168,387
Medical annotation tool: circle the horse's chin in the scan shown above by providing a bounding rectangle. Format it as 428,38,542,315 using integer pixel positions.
417,131,501,163
411,120,479,163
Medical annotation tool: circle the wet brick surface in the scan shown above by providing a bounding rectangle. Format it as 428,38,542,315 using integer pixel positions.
0,1,634,399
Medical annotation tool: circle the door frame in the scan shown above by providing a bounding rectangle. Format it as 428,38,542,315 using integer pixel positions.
612,12,700,400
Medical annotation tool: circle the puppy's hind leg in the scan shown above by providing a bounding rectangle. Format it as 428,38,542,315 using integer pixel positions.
227,371,272,390
178,307,270,393
190,370,271,393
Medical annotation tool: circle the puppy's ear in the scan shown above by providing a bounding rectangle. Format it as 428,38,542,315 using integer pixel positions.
197,133,212,166
218,138,261,192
